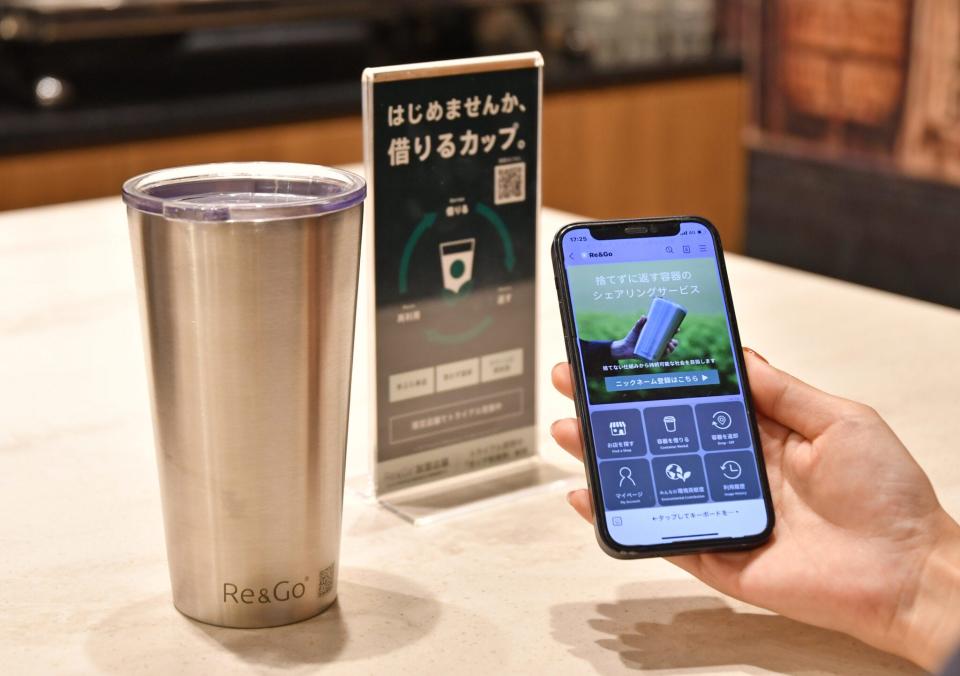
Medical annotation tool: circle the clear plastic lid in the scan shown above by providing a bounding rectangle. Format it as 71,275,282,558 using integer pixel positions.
122,162,366,222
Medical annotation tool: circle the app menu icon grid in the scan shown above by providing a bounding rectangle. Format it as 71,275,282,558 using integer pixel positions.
591,400,760,509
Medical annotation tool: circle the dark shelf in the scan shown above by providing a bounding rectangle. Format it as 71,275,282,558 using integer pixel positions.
0,55,741,156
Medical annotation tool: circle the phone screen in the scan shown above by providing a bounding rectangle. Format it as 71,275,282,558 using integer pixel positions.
559,222,771,547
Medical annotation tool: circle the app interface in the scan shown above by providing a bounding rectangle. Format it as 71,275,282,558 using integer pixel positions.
561,224,769,546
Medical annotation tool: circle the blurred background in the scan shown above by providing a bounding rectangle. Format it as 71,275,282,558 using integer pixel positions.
1,0,957,307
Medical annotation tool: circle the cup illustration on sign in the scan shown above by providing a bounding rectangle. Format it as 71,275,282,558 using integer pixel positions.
439,238,476,294
634,297,687,361
662,415,677,433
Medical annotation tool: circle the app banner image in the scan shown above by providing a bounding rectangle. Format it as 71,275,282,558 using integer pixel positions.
568,257,740,405
366,57,540,494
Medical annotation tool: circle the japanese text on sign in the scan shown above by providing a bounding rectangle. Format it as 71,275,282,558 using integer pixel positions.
386,92,528,167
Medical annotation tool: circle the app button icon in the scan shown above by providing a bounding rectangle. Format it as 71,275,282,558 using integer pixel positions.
682,245,691,254
705,451,760,501
664,463,692,482
720,460,742,480
592,409,646,459
711,410,733,430
598,459,655,510
643,405,698,455
695,402,749,451
652,455,708,505
612,516,623,526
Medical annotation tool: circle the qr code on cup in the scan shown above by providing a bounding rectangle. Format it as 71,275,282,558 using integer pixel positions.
494,162,526,205
317,563,335,597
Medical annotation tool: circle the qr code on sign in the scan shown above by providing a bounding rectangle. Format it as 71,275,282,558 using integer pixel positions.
317,563,335,597
494,162,526,205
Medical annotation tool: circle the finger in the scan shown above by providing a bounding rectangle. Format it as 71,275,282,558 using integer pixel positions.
743,350,843,438
566,489,594,523
551,362,574,400
666,339,679,354
550,418,585,462
755,409,790,448
666,554,704,579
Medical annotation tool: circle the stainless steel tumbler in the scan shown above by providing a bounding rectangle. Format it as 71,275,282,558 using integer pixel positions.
123,163,365,628
634,297,686,362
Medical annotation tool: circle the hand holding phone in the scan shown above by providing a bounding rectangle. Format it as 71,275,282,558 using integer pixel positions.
552,351,960,674
551,218,960,671
552,217,774,557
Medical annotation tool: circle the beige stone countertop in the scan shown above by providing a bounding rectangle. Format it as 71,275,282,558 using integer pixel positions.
2,196,958,675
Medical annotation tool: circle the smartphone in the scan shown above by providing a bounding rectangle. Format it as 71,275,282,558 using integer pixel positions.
552,217,774,558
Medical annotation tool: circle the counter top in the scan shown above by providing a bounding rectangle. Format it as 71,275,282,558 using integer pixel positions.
2,197,958,674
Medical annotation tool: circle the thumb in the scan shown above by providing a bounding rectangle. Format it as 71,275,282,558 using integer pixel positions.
743,350,845,439
626,316,646,341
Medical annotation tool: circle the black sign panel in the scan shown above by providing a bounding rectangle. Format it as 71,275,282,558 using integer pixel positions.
364,55,541,493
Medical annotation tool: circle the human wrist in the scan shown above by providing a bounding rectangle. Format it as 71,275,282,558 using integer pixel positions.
609,340,625,360
894,512,960,671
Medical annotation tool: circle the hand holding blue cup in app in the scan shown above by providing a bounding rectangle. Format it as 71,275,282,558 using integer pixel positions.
604,313,680,360
633,297,687,362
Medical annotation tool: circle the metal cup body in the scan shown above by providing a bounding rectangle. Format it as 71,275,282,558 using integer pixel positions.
128,204,362,628
634,297,687,362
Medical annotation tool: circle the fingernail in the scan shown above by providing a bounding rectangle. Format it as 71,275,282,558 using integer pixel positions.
744,347,768,363
565,491,575,505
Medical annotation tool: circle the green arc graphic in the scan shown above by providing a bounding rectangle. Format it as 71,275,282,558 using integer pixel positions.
398,212,437,294
394,203,513,345
425,315,493,345
397,202,515,295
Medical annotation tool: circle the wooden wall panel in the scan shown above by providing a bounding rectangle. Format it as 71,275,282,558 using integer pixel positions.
542,75,747,250
1,75,746,249
0,116,363,212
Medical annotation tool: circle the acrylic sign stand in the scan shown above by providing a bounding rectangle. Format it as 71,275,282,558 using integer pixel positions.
358,53,575,525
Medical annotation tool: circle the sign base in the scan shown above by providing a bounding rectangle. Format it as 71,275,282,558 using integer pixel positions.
373,457,576,526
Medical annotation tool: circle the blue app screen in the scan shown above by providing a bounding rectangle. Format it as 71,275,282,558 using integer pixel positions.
561,224,770,546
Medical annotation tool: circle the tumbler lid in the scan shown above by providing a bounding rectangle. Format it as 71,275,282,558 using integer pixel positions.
122,162,366,222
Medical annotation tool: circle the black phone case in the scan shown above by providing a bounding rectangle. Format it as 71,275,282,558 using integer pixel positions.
551,216,775,559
